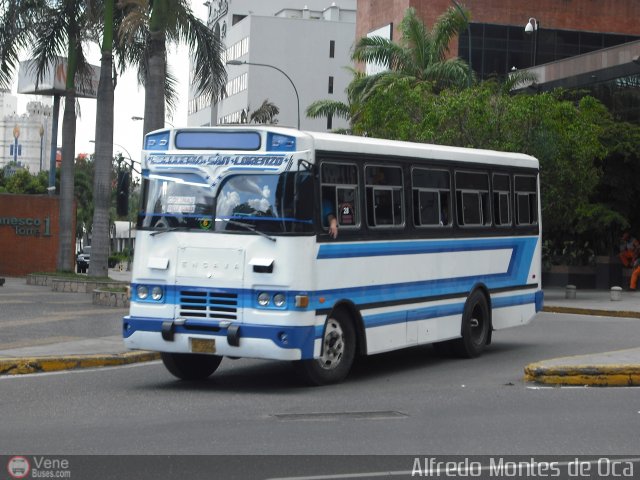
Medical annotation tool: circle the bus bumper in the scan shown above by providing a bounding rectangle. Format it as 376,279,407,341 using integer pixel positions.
122,316,319,361
535,290,544,312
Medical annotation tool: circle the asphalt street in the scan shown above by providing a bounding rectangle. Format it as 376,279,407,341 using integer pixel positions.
1,273,640,386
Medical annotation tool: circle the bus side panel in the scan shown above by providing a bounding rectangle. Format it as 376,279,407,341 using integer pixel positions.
314,236,540,356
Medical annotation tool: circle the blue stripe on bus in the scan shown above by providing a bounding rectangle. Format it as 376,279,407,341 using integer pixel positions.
131,234,537,311
317,237,536,259
317,237,538,291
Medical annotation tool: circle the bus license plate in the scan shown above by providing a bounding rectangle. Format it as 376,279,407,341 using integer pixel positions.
191,338,216,354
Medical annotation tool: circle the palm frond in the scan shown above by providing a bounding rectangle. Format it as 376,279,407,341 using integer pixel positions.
423,58,474,90
430,5,470,63
399,7,431,73
250,99,280,124
306,99,350,120
164,66,178,117
504,69,538,93
352,35,405,72
117,0,149,44
176,8,226,99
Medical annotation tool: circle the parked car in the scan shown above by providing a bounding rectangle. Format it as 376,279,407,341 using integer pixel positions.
76,246,91,273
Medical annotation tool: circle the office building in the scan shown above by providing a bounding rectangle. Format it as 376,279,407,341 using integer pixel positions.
357,0,640,122
188,0,357,131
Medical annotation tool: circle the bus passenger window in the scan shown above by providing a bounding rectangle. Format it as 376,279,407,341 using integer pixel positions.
492,173,511,226
412,168,451,228
366,165,404,228
320,162,360,231
514,175,538,226
455,171,490,227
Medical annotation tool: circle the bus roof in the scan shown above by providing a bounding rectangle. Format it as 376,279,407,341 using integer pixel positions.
304,130,539,169
144,126,539,170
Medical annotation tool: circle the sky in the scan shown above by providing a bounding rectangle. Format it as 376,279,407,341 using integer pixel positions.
12,1,208,167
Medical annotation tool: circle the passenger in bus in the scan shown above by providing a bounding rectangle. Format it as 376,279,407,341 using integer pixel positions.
322,191,338,238
322,196,338,239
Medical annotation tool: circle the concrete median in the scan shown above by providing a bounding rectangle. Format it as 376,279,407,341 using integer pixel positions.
0,351,160,375
524,347,640,386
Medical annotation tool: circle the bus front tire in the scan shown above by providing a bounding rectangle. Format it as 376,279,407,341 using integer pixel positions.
160,352,222,380
453,290,490,358
295,310,356,386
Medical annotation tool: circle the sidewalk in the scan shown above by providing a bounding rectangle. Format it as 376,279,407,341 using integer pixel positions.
0,276,639,385
0,270,159,375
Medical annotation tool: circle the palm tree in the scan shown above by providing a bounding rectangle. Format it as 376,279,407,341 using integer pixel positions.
0,0,96,272
88,0,117,277
118,0,227,135
306,68,366,131
351,6,473,97
250,100,279,124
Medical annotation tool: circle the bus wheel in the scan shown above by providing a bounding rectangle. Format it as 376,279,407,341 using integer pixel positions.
160,352,222,380
453,290,490,358
296,310,356,386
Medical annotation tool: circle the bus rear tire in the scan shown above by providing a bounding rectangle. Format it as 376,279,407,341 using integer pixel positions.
452,290,490,358
295,310,356,386
160,352,222,380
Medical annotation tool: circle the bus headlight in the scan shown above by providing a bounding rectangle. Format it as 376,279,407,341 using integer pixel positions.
257,292,270,307
151,286,164,301
273,293,286,308
137,285,149,300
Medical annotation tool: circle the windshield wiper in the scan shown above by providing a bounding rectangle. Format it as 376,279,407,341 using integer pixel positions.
222,219,277,242
150,227,181,237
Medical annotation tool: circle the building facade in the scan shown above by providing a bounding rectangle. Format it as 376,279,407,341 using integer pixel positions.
356,0,640,121
188,0,356,131
357,0,639,70
1,91,53,174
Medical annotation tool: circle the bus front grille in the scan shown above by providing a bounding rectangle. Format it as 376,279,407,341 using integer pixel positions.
179,289,238,321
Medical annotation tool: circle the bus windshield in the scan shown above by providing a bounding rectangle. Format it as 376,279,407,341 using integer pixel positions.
138,171,315,234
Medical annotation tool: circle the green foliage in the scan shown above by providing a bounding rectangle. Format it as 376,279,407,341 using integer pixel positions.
353,80,623,260
74,156,95,241
0,168,49,194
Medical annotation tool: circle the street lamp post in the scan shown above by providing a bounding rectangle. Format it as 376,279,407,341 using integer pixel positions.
226,60,301,129
525,17,540,67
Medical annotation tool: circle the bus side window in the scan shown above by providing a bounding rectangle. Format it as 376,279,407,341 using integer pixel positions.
412,168,451,228
366,165,404,228
320,162,360,232
514,175,538,226
455,171,490,227
492,173,511,226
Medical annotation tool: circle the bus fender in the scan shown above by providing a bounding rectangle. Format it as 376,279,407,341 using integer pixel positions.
327,300,367,357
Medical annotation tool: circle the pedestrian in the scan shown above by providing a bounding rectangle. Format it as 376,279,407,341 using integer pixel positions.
618,231,639,268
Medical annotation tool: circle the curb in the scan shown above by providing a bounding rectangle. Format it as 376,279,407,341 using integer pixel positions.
0,351,160,376
524,362,640,387
543,306,640,319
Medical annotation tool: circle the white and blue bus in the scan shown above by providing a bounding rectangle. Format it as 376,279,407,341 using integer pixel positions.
123,126,543,385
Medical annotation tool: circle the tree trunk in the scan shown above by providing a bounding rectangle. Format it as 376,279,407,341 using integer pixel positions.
89,51,114,278
56,91,76,272
144,29,167,136
89,0,115,278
